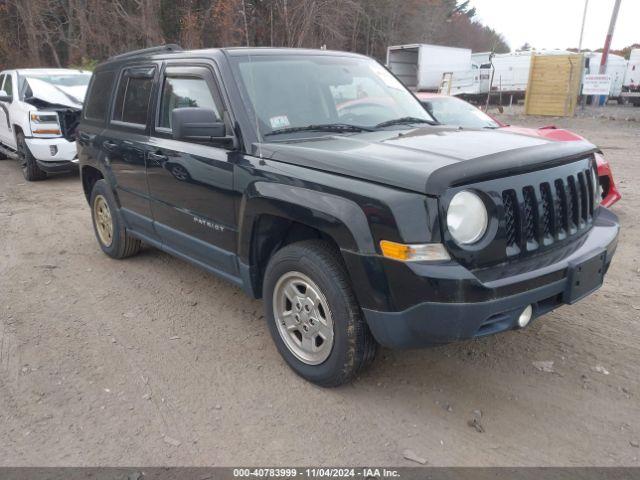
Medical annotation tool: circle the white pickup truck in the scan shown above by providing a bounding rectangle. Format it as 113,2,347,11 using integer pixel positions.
0,68,91,180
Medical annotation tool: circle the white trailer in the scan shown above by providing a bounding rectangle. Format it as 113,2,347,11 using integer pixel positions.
386,44,484,96
490,51,532,94
471,52,492,67
622,49,640,105
623,48,640,91
583,52,627,98
489,50,572,98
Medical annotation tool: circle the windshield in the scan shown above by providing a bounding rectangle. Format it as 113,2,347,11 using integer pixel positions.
421,96,500,129
231,54,434,139
23,73,91,87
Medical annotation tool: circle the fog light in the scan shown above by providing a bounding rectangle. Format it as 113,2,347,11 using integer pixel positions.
518,305,533,328
49,145,58,156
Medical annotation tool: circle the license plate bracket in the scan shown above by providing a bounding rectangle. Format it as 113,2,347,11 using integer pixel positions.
564,249,606,304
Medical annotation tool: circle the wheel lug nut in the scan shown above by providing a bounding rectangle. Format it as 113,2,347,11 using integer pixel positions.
294,314,300,323
303,325,309,332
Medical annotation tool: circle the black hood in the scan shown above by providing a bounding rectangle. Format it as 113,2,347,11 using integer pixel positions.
258,126,597,195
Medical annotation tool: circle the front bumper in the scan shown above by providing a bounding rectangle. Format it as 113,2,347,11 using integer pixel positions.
352,208,619,348
25,137,78,164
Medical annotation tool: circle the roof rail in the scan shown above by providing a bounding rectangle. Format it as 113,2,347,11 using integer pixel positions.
107,44,183,62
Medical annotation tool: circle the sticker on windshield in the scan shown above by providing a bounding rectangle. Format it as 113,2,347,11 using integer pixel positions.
270,115,290,129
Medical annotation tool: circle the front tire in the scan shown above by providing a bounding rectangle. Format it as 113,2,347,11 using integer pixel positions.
263,240,377,387
90,179,141,259
17,133,47,181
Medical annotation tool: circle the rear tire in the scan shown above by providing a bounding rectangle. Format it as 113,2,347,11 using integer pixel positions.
263,240,377,387
89,179,141,259
17,133,46,181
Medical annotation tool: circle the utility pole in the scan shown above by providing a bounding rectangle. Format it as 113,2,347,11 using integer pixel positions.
578,0,589,52
597,0,622,106
578,0,589,110
599,0,622,74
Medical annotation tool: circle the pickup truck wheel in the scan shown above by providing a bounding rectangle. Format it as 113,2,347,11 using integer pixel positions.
90,179,141,259
264,240,377,387
17,133,47,181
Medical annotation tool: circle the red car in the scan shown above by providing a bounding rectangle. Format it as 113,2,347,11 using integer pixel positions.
416,93,621,208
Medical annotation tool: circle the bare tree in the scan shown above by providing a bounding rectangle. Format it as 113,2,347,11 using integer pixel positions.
0,0,509,69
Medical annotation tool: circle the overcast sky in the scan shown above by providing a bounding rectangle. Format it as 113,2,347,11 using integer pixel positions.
470,0,638,52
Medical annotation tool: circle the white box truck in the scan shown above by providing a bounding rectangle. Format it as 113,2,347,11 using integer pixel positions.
386,44,484,96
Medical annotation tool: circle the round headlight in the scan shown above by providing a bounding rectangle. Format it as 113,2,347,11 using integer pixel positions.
447,190,488,245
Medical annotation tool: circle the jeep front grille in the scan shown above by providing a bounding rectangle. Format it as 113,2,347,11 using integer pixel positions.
502,165,597,256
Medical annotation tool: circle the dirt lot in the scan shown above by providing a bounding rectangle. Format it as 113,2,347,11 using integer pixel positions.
1,107,639,466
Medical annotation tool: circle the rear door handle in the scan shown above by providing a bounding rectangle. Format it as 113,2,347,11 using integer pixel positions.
148,152,168,163
102,140,118,152
78,132,96,143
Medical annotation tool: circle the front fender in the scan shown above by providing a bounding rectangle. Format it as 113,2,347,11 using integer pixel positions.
236,181,397,307
238,182,376,263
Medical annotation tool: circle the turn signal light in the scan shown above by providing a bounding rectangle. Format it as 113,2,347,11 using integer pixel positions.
380,240,450,262
32,129,62,135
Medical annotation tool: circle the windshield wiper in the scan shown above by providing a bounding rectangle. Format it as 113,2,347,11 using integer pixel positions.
375,117,437,128
264,123,373,137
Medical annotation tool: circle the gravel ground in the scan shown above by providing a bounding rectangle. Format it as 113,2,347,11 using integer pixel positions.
1,107,639,466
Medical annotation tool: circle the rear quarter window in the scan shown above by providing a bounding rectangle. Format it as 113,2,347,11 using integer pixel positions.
84,71,116,122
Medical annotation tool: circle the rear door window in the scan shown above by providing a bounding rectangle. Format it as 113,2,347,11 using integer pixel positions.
113,67,155,126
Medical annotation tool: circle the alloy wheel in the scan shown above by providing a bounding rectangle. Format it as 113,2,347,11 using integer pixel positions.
93,195,114,247
273,271,334,365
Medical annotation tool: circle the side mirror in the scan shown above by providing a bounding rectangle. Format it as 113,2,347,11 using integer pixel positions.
0,90,12,103
171,107,225,141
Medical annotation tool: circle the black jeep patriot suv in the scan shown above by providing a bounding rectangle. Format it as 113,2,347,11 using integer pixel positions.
78,45,619,386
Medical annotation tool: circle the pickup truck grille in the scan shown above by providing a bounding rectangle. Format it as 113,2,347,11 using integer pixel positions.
501,165,597,256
